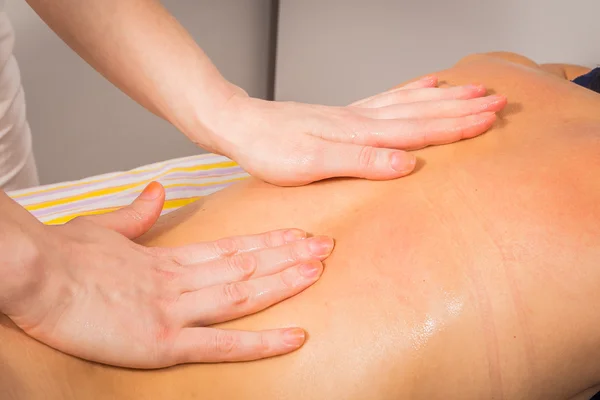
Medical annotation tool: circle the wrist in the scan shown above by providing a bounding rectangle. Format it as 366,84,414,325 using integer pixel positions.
0,198,46,315
177,77,251,157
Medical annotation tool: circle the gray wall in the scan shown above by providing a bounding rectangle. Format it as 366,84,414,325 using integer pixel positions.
275,0,600,106
7,0,274,184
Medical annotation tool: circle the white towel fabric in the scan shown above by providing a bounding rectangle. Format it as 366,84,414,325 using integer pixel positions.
0,8,39,190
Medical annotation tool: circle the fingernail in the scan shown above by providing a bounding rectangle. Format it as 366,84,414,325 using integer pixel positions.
284,229,307,243
299,262,322,278
308,237,334,257
391,152,416,173
139,182,162,200
283,328,306,347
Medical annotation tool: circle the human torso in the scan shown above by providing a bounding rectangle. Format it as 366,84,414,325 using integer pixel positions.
1,56,599,399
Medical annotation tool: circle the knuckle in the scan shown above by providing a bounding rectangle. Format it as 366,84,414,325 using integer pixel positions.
286,241,305,261
257,333,271,354
227,253,256,279
279,269,298,291
357,146,377,171
213,331,237,355
222,282,250,305
153,320,173,343
262,230,280,248
150,319,177,364
166,248,187,267
152,264,180,282
215,237,238,256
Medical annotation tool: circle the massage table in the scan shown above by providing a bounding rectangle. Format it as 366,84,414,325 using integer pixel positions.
7,154,247,224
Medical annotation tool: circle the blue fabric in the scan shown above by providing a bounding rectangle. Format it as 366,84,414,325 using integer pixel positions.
572,67,600,93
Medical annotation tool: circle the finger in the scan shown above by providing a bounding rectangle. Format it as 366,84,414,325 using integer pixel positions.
359,95,507,120
84,182,165,239
177,236,334,290
346,112,498,149
397,75,439,90
176,260,323,326
311,142,417,181
352,84,487,109
350,76,438,107
170,327,306,363
156,228,310,265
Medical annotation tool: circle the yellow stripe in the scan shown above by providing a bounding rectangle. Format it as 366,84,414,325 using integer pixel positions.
13,160,238,199
12,164,164,199
162,197,202,209
27,181,149,211
25,176,247,217
25,163,242,211
44,197,203,225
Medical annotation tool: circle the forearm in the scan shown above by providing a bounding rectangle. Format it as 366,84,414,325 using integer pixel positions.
25,0,236,152
0,191,44,312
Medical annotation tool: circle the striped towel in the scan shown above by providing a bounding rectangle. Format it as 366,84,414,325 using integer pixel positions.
7,154,249,225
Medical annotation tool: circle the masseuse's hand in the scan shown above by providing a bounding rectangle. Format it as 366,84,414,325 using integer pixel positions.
2,183,332,368
23,0,504,187
210,77,506,185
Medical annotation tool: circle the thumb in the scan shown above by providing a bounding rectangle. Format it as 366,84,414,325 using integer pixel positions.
86,181,166,239
318,143,417,180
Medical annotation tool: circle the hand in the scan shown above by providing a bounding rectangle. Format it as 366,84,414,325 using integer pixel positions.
210,76,507,186
2,183,333,368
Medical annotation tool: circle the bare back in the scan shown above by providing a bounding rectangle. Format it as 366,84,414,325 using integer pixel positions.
2,55,600,400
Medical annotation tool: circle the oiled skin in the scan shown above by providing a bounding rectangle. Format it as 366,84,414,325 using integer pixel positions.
1,54,600,400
